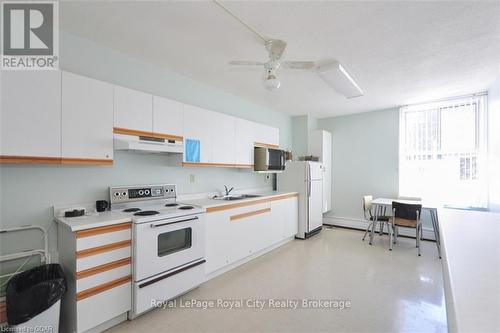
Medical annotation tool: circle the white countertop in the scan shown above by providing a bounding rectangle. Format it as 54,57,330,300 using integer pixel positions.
54,211,132,232
54,191,298,232
182,191,298,209
438,209,500,333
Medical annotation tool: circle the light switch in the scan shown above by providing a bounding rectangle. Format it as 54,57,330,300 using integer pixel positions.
189,174,195,183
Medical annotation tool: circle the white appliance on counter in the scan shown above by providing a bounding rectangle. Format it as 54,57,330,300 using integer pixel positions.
278,161,323,239
110,184,205,319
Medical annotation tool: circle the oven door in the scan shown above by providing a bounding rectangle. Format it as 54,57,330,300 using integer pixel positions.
267,148,285,170
134,214,204,281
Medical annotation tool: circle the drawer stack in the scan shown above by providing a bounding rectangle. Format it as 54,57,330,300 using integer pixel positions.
58,222,132,333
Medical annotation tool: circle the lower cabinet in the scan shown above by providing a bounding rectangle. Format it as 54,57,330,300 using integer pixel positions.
58,222,132,333
205,195,298,275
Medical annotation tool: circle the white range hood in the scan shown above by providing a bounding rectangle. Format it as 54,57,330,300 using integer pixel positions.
114,135,183,154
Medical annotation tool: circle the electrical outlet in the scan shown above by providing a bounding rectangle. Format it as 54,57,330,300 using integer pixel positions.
189,174,195,183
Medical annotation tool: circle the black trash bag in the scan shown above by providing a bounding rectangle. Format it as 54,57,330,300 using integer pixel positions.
6,263,67,325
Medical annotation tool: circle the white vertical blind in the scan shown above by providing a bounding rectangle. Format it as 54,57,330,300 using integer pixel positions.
399,95,488,208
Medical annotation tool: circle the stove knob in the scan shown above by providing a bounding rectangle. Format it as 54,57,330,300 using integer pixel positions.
145,190,150,195
138,190,144,196
122,191,127,196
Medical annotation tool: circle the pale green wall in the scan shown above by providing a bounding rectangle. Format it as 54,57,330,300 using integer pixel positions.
0,32,293,259
291,115,318,159
317,108,400,219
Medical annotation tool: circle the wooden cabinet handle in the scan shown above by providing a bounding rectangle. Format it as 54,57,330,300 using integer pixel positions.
230,208,271,221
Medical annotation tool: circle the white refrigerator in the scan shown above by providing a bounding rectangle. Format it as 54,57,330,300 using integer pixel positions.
278,161,323,239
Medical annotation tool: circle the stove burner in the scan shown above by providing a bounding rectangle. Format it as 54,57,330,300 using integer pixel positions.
134,210,160,216
165,203,179,207
123,208,141,213
179,206,194,210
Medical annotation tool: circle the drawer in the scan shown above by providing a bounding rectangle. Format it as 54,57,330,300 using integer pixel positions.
76,258,131,292
76,223,131,251
76,242,131,271
77,279,131,333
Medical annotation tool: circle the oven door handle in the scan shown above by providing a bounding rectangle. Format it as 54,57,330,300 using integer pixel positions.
150,216,198,228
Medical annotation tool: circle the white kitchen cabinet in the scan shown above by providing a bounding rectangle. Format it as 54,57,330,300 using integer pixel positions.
152,96,184,139
284,197,299,237
62,72,114,163
211,112,236,165
205,194,298,276
114,86,153,133
308,130,332,213
58,222,132,333
0,70,61,162
234,119,255,166
183,104,213,163
254,122,280,147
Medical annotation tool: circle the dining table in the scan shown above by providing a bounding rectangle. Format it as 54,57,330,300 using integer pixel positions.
369,197,441,258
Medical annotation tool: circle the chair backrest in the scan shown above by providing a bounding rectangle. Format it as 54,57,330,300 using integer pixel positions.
362,195,373,219
392,201,422,220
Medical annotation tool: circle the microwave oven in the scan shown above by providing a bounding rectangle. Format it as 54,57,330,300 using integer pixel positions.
254,147,286,171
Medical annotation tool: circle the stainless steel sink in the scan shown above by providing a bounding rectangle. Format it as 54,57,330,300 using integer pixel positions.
215,194,262,201
239,194,261,198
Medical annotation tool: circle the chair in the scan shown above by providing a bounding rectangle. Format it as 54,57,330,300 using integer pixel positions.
389,201,423,256
362,195,391,241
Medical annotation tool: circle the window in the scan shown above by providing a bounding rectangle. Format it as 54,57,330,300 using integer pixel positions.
399,95,488,209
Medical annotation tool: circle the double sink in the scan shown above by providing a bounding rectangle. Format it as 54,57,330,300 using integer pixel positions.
214,194,262,201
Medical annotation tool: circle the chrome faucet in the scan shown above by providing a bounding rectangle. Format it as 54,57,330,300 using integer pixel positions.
224,185,234,196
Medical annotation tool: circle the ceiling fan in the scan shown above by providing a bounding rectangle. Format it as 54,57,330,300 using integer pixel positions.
213,0,363,98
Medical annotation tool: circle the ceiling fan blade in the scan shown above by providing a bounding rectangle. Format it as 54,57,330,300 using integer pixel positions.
281,61,316,70
229,60,264,66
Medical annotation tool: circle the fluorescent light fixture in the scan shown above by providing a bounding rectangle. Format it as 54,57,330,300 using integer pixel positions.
315,61,363,98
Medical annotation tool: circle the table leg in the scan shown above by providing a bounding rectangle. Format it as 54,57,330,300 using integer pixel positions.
369,204,379,245
430,209,442,259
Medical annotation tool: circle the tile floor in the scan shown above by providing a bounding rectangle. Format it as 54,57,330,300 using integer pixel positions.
108,227,447,333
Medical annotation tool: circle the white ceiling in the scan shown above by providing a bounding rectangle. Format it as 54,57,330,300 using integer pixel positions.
60,1,500,118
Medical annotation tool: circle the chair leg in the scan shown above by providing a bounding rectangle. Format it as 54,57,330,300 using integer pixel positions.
416,226,421,256
379,221,384,235
389,224,393,251
362,222,373,241
394,226,398,244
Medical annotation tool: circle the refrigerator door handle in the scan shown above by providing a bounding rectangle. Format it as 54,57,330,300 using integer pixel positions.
307,180,311,198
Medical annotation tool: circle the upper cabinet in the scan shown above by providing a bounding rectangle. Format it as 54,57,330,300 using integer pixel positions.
61,72,114,164
211,113,235,165
234,119,255,166
114,86,153,134
0,71,62,163
254,123,279,147
1,70,280,168
152,96,183,140
183,104,213,164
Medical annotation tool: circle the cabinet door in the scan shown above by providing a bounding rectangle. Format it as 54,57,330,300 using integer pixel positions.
205,211,232,274
114,86,152,133
1,71,61,159
152,96,183,140
270,199,287,243
234,119,255,166
62,72,114,162
211,112,235,165
254,123,279,147
285,197,299,237
183,104,213,163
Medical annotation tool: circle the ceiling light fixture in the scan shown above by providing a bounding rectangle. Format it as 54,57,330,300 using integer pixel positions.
264,72,281,91
315,61,363,98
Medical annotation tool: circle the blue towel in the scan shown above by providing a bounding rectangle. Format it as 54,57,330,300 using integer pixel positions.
185,139,200,162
